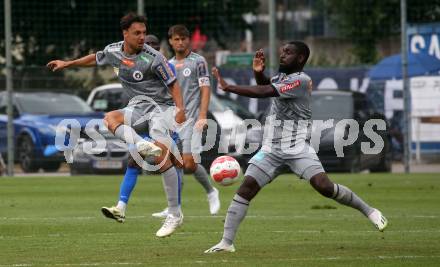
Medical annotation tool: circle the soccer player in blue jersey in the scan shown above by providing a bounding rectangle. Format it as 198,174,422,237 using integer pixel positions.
47,13,185,237
205,42,388,253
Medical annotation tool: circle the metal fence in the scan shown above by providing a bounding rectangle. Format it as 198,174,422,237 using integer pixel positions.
2,0,440,175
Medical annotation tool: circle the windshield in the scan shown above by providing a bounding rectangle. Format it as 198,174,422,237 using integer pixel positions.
311,94,353,120
16,93,93,115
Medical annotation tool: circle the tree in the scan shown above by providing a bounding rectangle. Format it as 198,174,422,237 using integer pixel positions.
326,0,440,64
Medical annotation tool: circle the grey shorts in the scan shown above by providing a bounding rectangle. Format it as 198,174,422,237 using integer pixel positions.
179,121,203,155
118,101,175,143
245,142,325,187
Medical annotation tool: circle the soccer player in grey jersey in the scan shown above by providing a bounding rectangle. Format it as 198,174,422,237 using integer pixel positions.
47,13,186,237
151,25,220,218
205,41,388,253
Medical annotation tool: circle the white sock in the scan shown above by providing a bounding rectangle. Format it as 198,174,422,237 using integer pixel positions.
116,201,127,213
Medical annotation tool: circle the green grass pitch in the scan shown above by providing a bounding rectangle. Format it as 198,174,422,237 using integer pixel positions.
1,173,440,266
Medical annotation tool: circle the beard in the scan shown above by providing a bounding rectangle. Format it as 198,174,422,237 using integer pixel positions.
278,64,290,74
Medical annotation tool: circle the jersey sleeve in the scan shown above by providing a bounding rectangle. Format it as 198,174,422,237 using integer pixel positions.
152,55,176,86
271,74,311,98
167,62,176,76
95,45,112,66
196,57,210,87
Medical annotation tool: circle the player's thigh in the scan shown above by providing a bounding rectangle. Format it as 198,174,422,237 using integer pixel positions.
245,150,284,187
117,104,149,133
286,145,325,181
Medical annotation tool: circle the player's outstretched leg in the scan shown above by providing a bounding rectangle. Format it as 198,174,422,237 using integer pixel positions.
205,175,261,253
104,111,162,157
101,156,141,223
309,172,388,231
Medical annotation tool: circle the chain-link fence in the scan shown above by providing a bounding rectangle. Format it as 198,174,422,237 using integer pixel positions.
1,0,440,173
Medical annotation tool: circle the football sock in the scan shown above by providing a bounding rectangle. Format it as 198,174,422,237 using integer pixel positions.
117,167,140,213
162,166,181,216
114,124,144,145
332,184,374,216
177,167,183,206
222,194,249,245
194,164,214,194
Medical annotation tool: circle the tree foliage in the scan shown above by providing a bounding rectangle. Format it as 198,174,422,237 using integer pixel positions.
327,0,440,63
0,0,259,66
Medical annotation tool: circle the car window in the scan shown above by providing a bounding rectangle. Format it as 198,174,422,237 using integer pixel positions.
91,88,128,112
16,93,93,115
311,94,354,120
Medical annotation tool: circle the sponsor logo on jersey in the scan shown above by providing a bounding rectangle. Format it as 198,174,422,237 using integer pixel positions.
183,68,192,77
96,52,106,63
122,59,135,68
140,55,150,63
156,64,170,82
280,80,301,93
198,77,210,87
133,70,143,81
197,61,207,76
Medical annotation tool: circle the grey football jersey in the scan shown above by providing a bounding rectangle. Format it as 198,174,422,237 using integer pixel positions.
267,72,313,145
95,41,176,106
169,52,210,120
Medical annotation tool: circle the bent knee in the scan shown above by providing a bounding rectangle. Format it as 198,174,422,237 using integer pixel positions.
104,111,124,132
310,173,334,198
236,176,261,201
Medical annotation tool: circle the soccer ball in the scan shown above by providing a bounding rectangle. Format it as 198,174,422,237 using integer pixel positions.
209,156,241,186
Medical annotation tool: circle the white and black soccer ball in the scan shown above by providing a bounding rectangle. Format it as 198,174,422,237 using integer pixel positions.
209,156,241,186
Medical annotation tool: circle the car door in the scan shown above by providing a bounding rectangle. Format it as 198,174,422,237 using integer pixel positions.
354,94,375,168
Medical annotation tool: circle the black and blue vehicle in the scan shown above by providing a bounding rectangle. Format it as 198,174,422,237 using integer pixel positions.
0,91,104,172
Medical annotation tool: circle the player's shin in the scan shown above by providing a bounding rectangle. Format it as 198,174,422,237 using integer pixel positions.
331,183,374,217
222,194,250,245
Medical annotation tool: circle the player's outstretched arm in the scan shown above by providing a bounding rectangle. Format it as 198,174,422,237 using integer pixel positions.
169,81,186,124
212,67,278,98
47,54,97,72
253,49,271,85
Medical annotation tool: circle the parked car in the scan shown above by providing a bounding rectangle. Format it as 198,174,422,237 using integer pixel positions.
311,90,392,172
85,83,262,172
70,128,129,175
0,91,103,172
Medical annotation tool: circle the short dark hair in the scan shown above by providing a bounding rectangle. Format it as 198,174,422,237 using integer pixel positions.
168,24,190,38
120,12,147,31
288,41,310,66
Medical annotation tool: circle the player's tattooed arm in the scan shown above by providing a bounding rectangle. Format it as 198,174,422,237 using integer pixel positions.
212,67,278,98
169,81,187,124
253,49,271,85
46,54,97,71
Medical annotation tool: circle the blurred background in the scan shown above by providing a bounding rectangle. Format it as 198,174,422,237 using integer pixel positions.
1,0,440,175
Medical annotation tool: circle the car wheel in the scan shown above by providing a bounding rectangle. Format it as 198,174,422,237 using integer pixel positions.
42,161,61,172
18,135,40,173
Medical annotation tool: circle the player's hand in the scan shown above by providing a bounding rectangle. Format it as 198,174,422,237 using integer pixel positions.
211,67,229,91
253,49,265,73
195,118,208,132
175,109,186,125
46,60,69,72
